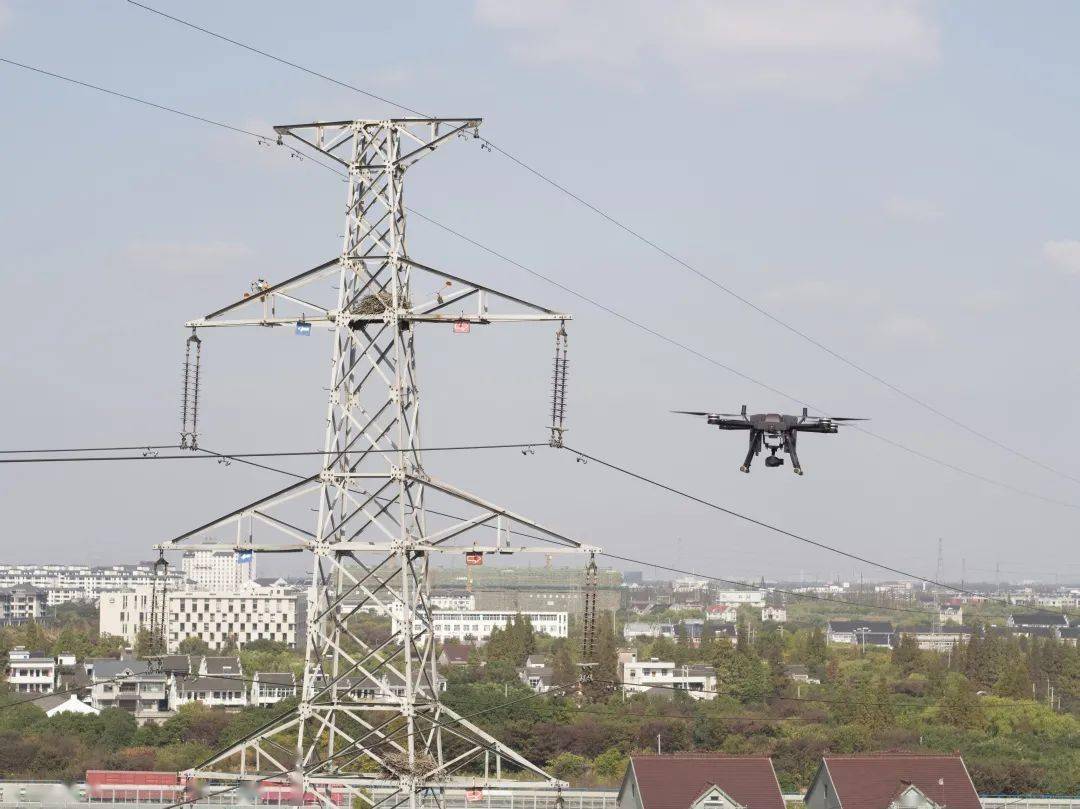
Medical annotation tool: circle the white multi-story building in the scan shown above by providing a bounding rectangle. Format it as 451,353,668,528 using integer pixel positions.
0,563,186,606
620,653,717,700
430,591,475,611
99,584,306,652
0,585,48,621
713,589,765,605
761,605,787,623
396,609,568,643
181,548,255,592
6,647,55,693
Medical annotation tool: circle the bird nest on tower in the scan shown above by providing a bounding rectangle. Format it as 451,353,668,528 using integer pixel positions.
380,750,447,782
351,290,411,315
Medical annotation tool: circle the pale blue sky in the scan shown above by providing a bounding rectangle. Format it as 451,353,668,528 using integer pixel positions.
1,1,1078,584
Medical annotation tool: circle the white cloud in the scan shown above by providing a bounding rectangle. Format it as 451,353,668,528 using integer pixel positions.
1042,239,1080,276
877,314,937,344
884,195,944,223
475,0,940,100
124,242,254,275
764,279,879,308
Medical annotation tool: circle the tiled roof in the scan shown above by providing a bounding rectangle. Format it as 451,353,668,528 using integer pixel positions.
628,755,785,809
1010,613,1068,627
255,672,295,686
177,675,248,692
818,754,980,809
201,656,243,675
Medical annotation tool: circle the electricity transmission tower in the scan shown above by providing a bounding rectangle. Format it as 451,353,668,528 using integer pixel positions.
160,117,597,807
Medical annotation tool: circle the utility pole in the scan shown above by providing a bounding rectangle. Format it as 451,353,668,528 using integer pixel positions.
159,117,597,807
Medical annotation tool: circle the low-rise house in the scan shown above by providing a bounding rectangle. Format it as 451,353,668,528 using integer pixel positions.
437,643,473,667
36,693,100,718
707,604,738,622
1059,626,1080,646
6,647,55,693
199,656,243,677
250,672,297,707
172,675,248,710
617,754,785,809
761,606,787,623
901,626,972,652
784,665,820,685
519,654,553,693
87,659,170,724
1007,613,1068,629
826,620,895,648
159,655,192,676
623,622,675,641
805,754,980,809
621,654,717,701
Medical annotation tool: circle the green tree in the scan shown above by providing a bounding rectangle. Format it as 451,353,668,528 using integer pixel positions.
99,708,138,751
548,751,589,783
854,677,895,734
592,747,628,782
892,633,922,675
994,658,1032,700
134,628,155,659
938,672,985,729
177,636,211,656
552,644,578,690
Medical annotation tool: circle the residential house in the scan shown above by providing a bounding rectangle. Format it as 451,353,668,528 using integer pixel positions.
761,606,787,623
6,647,55,693
172,675,248,710
199,656,243,677
87,659,171,724
519,654,553,693
621,654,718,701
901,627,972,652
623,622,675,641
784,665,820,685
36,693,100,718
805,754,981,809
1007,613,1068,629
437,643,473,668
617,754,785,809
826,620,895,648
1059,627,1080,646
250,672,297,707
939,600,963,625
707,604,738,623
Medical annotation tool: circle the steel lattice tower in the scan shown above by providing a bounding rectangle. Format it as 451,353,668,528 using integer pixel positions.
161,117,597,807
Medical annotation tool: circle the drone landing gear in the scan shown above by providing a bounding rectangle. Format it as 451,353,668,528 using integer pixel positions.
741,429,763,473
783,429,803,475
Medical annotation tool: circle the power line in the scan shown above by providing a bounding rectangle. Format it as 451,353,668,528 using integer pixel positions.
200,445,937,620
0,443,538,465
0,444,178,454
121,0,1080,490
2,57,1072,515
564,443,1080,621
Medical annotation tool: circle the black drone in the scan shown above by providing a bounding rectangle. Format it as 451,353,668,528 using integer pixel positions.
674,406,865,475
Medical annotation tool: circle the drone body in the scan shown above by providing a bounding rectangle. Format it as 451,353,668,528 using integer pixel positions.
674,406,864,475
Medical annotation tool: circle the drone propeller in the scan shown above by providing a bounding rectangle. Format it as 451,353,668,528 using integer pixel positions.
671,410,712,416
824,417,868,422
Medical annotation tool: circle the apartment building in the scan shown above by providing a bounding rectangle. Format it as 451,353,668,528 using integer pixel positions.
250,672,297,707
181,548,255,591
0,564,185,606
0,585,48,622
99,585,307,652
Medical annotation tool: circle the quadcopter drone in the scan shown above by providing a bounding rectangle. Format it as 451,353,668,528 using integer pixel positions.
673,406,865,475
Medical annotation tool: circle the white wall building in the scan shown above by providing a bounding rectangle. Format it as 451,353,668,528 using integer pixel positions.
620,653,717,701
713,589,765,605
761,605,787,623
99,584,306,652
397,609,568,643
430,591,476,611
6,647,55,693
181,548,255,592
0,586,48,621
0,564,185,606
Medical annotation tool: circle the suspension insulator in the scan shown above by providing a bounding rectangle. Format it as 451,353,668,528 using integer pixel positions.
549,322,569,448
180,329,202,450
